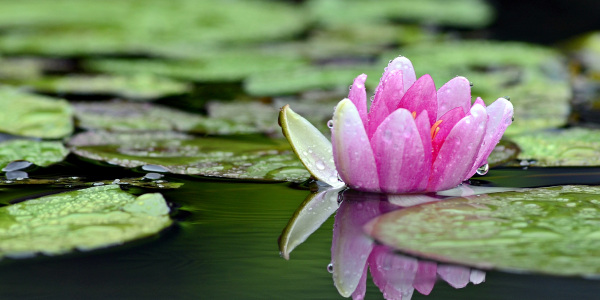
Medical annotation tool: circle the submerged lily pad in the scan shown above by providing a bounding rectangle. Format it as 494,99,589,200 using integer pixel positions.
0,87,73,138
68,131,309,182
365,185,600,276
0,185,171,259
510,127,600,166
73,101,255,135
21,74,191,100
0,139,69,170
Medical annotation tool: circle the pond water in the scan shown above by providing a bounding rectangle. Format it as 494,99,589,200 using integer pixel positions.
1,164,599,299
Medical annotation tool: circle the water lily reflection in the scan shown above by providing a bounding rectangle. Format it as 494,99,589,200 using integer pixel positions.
279,186,500,299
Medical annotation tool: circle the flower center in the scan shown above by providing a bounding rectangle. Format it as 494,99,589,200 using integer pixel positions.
430,120,443,139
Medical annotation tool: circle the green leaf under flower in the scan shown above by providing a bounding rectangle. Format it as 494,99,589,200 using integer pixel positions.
0,139,69,170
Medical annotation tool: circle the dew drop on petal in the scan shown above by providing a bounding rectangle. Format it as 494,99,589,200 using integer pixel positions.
315,160,325,170
476,163,489,176
327,120,334,128
327,263,334,273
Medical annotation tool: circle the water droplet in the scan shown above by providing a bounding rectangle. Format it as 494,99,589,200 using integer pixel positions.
476,164,489,176
6,171,28,180
327,120,334,128
504,96,511,101
141,164,169,173
2,160,33,172
315,160,325,170
327,263,334,273
469,81,474,87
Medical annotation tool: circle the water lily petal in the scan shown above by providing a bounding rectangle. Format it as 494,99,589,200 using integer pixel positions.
332,99,379,192
466,98,514,179
348,74,369,129
367,69,404,139
470,269,486,284
351,264,368,300
427,104,487,191
369,245,417,300
431,107,467,163
437,265,471,288
397,74,438,126
437,76,471,117
472,96,486,108
413,261,437,295
331,198,379,298
279,105,341,187
414,111,432,191
371,109,426,193
386,56,417,92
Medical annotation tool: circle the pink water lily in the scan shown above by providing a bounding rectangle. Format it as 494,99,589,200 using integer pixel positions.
279,56,513,193
332,57,513,193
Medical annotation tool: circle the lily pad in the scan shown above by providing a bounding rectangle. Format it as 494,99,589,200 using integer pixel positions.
0,139,69,170
68,131,310,182
307,0,494,29
0,0,308,56
206,101,280,136
73,101,256,135
83,51,307,82
365,185,600,276
510,127,600,166
0,86,73,138
21,74,191,101
0,185,171,259
0,176,183,190
0,57,46,81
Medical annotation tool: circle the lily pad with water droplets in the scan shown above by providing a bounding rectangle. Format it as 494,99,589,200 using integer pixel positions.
510,127,600,166
0,185,171,259
365,185,600,276
20,74,191,101
0,87,73,139
73,101,257,135
0,139,69,170
68,131,310,182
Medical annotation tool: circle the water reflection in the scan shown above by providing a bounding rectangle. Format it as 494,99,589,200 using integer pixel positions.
280,185,501,299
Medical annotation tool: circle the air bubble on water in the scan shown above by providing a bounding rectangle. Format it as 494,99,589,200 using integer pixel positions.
476,164,489,176
327,263,334,273
327,120,334,128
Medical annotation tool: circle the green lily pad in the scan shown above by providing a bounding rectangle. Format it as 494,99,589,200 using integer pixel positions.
73,101,256,135
307,0,493,29
0,139,69,170
0,185,171,259
207,101,281,136
365,185,600,276
487,140,520,167
384,41,571,134
0,57,45,81
0,0,308,56
83,50,307,83
0,86,73,139
68,131,310,182
21,74,191,100
510,127,600,166
0,176,183,189
245,65,381,96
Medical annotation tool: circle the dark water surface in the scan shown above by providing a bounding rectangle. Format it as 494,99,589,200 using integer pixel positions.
0,168,599,299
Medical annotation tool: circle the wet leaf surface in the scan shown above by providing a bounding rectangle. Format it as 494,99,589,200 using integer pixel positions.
0,87,73,139
510,127,600,166
0,176,183,189
68,131,310,182
73,101,256,135
0,139,69,170
366,185,600,276
0,185,171,259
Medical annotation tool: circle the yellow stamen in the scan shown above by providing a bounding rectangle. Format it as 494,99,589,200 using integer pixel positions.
431,120,443,139
411,111,416,119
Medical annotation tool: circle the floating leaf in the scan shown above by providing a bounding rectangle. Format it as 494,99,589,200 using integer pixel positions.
486,140,520,167
20,74,191,101
366,185,600,276
307,0,494,29
0,87,73,139
73,101,256,135
511,127,600,166
0,185,171,259
207,101,281,136
0,176,183,189
84,51,306,82
0,139,69,170
69,131,310,182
